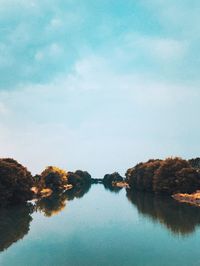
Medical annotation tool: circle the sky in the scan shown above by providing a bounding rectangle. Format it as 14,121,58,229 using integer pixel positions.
0,0,200,176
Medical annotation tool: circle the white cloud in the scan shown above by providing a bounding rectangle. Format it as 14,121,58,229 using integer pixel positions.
0,102,8,115
124,33,187,62
0,55,199,175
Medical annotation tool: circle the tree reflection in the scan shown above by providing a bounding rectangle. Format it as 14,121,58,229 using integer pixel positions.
64,182,91,201
103,182,122,193
36,192,68,217
0,203,33,252
126,190,200,236
37,182,91,217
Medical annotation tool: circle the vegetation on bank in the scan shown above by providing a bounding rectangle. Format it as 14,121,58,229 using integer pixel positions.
126,157,200,195
0,158,92,206
172,191,200,207
0,156,200,206
0,158,34,206
103,172,124,192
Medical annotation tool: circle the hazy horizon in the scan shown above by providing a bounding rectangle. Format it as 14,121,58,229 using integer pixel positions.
0,0,199,176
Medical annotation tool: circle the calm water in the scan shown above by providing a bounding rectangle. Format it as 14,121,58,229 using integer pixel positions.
0,185,200,266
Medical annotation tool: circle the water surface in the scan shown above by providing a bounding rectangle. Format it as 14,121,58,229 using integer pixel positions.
0,185,200,266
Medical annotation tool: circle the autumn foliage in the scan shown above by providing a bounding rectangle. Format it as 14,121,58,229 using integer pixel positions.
0,158,34,205
40,166,68,191
126,158,200,194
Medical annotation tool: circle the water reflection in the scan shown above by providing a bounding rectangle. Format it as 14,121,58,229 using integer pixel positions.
36,182,91,217
103,182,123,193
36,192,68,217
2,184,200,256
0,203,33,252
126,189,200,236
65,182,91,201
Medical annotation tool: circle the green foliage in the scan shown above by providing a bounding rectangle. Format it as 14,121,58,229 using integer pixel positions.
126,158,200,194
0,158,34,205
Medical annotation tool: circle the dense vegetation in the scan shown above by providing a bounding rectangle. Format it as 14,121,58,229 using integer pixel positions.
39,166,68,191
126,157,200,194
0,158,34,206
103,172,124,192
0,157,200,206
67,170,91,188
188,158,200,170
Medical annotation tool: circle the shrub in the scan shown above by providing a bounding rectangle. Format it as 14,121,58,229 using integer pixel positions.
102,172,123,193
40,166,68,191
153,158,200,194
126,160,161,191
188,158,200,170
103,172,123,185
126,157,200,194
67,170,91,187
0,158,34,205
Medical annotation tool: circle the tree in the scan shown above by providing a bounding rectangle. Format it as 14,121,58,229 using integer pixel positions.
67,170,91,187
153,158,200,194
0,158,34,205
40,166,68,191
126,160,161,191
126,157,200,194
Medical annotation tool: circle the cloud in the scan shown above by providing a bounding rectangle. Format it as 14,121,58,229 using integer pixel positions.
0,1,199,175
1,0,200,90
0,56,199,175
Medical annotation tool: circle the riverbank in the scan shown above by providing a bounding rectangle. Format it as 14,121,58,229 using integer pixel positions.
173,191,200,207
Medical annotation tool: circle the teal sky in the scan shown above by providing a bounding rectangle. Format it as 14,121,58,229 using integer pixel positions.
0,0,199,176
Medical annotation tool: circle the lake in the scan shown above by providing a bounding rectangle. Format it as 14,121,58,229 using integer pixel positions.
0,184,200,266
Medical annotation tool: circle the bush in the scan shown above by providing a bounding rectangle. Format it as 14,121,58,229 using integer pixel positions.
103,172,123,185
126,160,161,192
102,172,123,193
188,158,200,170
126,158,200,194
67,170,91,187
0,158,34,205
153,158,200,194
40,166,68,191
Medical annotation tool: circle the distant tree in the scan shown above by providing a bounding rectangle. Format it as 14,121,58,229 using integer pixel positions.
188,158,200,170
40,166,68,191
103,172,123,185
0,158,34,205
153,158,200,194
126,160,161,191
126,157,200,194
67,170,91,187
